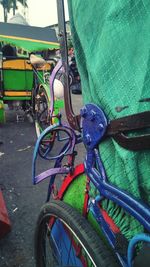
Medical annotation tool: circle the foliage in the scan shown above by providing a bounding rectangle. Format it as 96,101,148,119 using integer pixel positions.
0,0,28,22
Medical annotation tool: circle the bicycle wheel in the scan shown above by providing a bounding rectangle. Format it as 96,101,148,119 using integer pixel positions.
35,85,55,154
35,200,119,267
35,85,50,137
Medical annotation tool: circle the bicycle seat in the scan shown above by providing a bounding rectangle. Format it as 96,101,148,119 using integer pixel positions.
29,54,46,68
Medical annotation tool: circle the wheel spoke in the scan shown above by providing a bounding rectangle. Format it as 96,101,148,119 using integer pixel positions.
40,217,94,266
35,201,119,267
35,87,49,132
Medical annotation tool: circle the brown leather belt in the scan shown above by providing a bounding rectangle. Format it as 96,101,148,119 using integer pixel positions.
106,111,150,151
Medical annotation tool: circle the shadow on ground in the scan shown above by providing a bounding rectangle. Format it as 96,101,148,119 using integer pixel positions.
0,94,85,267
0,110,52,267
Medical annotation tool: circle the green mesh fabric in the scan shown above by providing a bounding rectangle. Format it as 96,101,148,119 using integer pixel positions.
68,0,150,240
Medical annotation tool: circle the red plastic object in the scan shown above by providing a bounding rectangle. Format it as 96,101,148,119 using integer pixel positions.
0,189,11,239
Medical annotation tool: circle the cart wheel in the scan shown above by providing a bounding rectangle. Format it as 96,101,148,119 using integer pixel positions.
35,200,119,267
35,85,49,135
34,85,54,152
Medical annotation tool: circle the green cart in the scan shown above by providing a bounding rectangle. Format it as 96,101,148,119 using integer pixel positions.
0,22,61,128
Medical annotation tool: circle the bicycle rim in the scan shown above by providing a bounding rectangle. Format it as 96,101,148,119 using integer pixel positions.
35,86,50,135
35,201,102,267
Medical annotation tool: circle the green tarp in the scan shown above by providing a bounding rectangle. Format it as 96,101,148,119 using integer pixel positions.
68,0,150,240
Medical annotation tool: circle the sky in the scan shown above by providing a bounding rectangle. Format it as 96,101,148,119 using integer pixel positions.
0,0,69,26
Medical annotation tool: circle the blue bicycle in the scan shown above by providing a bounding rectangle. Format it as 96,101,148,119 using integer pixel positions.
32,1,150,266
32,56,150,267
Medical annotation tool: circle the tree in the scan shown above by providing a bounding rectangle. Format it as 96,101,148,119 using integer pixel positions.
0,0,12,22
12,0,28,16
0,0,28,22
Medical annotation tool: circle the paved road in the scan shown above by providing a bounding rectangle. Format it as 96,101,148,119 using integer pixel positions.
0,94,85,267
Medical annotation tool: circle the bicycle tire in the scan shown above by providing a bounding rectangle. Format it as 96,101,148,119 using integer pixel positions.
34,85,55,154
35,85,50,137
35,200,119,267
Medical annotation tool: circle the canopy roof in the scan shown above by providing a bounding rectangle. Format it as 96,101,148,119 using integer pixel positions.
0,22,59,52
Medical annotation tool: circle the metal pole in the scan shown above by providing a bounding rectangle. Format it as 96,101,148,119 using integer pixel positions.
0,52,3,98
56,0,81,131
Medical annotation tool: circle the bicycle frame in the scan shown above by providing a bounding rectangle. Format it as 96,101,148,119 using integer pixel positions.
33,100,150,266
81,103,150,267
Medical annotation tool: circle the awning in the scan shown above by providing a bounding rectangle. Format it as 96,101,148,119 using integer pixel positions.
0,22,59,52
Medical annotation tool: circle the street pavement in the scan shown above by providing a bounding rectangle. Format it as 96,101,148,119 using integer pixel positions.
0,94,85,267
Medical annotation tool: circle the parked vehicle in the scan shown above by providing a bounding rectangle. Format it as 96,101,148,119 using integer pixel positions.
0,22,61,128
